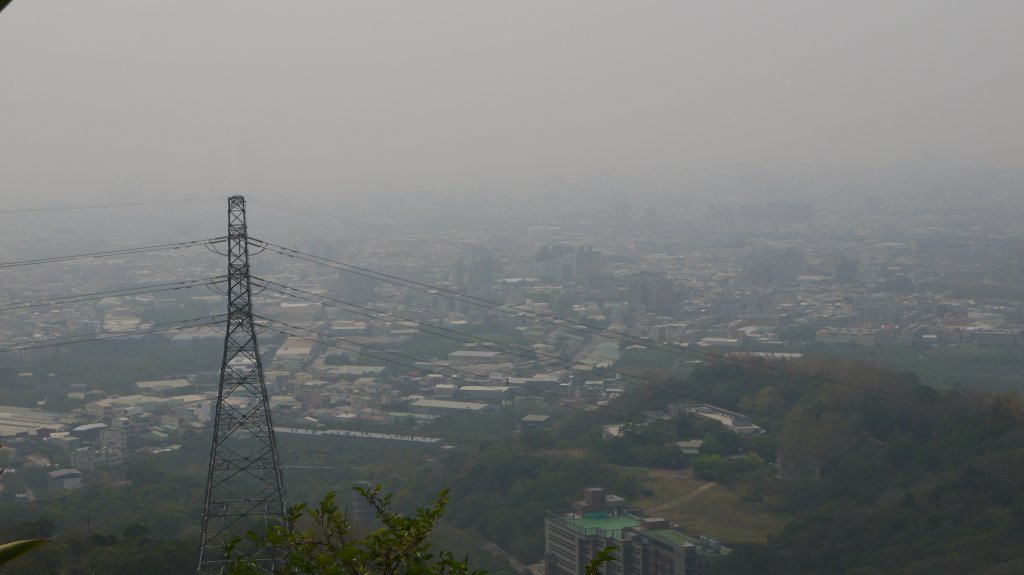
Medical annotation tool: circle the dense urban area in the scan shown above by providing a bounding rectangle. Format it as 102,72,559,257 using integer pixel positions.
1,191,1023,574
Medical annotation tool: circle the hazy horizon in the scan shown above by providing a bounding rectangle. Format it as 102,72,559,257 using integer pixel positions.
2,0,1023,209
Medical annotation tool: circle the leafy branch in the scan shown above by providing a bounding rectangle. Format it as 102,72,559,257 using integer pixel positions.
228,486,484,575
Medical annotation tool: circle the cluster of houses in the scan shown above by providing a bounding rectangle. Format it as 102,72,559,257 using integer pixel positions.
1,378,217,497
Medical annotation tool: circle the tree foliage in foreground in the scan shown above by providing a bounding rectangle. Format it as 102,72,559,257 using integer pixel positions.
228,484,618,575
227,486,483,575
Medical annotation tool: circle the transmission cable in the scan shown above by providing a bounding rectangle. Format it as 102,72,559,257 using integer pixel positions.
252,239,945,411
0,314,226,354
247,197,426,240
255,315,868,439
255,278,760,408
257,316,847,464
259,315,702,423
0,197,223,216
247,196,627,286
0,237,227,270
0,276,227,312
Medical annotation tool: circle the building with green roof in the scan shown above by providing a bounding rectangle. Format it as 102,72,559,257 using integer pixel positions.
545,488,729,575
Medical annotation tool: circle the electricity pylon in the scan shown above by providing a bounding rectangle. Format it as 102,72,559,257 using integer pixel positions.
198,195,287,574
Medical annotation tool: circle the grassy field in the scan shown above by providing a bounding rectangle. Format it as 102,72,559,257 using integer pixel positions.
627,467,792,545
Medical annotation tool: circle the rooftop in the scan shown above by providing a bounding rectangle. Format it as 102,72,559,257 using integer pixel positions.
521,414,551,423
135,379,191,392
409,399,491,411
449,350,502,358
559,512,639,536
644,530,731,556
0,405,73,437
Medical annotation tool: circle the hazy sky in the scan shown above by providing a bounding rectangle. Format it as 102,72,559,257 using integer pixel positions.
1,0,1022,207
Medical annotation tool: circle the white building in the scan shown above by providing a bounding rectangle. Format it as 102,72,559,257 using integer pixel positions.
70,447,125,471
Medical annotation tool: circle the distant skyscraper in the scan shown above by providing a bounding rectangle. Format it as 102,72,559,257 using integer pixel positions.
612,201,631,227
452,247,495,290
856,297,896,325
644,206,658,229
340,270,378,305
575,247,602,280
467,254,494,288
833,256,859,283
451,256,466,289
748,248,802,286
628,273,674,315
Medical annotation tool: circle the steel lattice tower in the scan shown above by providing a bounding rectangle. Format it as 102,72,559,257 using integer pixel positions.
198,196,287,574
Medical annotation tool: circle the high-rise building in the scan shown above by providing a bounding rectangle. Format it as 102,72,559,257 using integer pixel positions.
545,489,730,575
340,270,378,305
468,255,495,288
576,247,603,280
833,256,859,284
628,274,674,315
644,206,658,230
451,257,465,288
452,250,495,289
856,297,896,325
747,248,802,286
612,202,632,227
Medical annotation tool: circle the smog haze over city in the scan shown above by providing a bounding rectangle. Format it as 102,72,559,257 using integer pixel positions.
1,2,1024,575
3,1,1024,210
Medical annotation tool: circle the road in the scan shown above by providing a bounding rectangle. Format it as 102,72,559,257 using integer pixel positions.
481,539,530,574
647,481,718,515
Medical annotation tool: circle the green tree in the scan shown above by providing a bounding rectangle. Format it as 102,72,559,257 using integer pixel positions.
227,486,482,575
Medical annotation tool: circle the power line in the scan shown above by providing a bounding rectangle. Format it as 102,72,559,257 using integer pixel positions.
257,278,530,347
252,239,945,412
247,196,648,307
254,315,865,437
256,316,846,465
0,197,223,216
256,281,920,448
258,315,658,419
0,237,227,270
247,197,630,279
254,238,935,410
0,276,227,312
247,198,423,240
253,284,753,424
258,280,897,439
255,278,701,401
0,315,226,354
